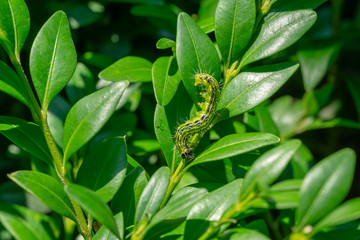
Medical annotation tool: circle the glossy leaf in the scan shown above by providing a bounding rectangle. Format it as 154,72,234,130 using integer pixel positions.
313,198,360,233
298,42,341,91
176,12,221,103
30,11,77,110
135,167,170,226
242,139,302,196
0,60,28,105
156,38,175,49
250,190,299,210
0,116,52,165
0,211,41,240
198,16,215,34
189,133,279,167
62,81,128,162
244,104,279,136
240,10,317,67
77,137,127,203
218,62,299,119
152,56,181,106
296,148,356,229
8,171,76,221
185,179,243,240
99,56,152,82
65,184,120,238
111,167,148,229
0,0,30,56
215,0,256,67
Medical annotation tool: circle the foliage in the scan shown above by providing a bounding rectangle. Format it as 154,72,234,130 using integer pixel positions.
0,0,359,239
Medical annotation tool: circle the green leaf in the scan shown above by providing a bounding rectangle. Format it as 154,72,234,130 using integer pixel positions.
143,187,208,239
77,137,127,203
151,187,208,224
295,148,356,229
62,81,128,163
185,179,243,240
0,60,28,105
0,116,52,165
99,56,152,82
271,179,302,192
0,211,41,240
30,11,77,110
8,171,76,221
65,184,120,238
313,198,360,233
156,38,175,49
345,76,360,121
250,190,299,210
218,62,299,119
244,104,279,136
240,10,317,67
93,212,124,240
215,0,256,67
226,228,271,240
0,0,30,57
66,62,95,104
152,56,181,106
241,139,302,196
269,0,327,13
0,202,53,240
298,41,341,91
189,133,279,167
176,12,221,103
111,167,148,229
198,16,215,34
135,167,170,226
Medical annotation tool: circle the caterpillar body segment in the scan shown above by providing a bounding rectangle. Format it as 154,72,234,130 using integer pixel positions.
175,73,220,162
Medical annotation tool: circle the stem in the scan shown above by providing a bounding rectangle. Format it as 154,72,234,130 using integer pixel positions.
10,56,42,123
160,161,185,209
10,56,91,239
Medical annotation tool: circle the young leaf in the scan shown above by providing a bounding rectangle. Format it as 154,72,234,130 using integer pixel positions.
185,179,244,240
217,62,299,119
215,0,256,67
176,12,221,103
62,81,128,163
8,171,76,221
30,11,77,111
295,148,356,229
0,116,52,165
156,38,175,49
0,60,28,106
244,104,279,136
99,56,152,82
241,139,302,196
240,10,317,67
76,137,127,203
152,56,181,106
189,133,279,167
0,0,30,57
65,184,120,238
298,42,341,91
134,167,170,227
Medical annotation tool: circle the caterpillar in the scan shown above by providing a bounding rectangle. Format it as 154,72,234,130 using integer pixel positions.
175,73,220,162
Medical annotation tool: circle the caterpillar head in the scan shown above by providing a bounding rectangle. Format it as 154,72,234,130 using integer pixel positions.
195,73,212,86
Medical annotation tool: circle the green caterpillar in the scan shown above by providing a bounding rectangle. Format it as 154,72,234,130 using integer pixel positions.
175,73,220,161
